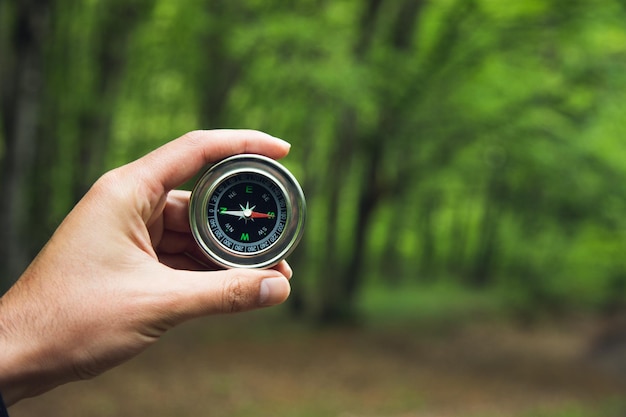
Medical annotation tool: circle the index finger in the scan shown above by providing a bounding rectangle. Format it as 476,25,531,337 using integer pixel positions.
134,129,291,192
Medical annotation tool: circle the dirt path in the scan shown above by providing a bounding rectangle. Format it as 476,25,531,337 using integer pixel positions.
11,313,626,417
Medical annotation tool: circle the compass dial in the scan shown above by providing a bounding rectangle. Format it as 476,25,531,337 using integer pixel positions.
189,154,306,269
209,173,286,253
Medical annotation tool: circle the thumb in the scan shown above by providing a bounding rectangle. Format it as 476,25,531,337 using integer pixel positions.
164,268,291,320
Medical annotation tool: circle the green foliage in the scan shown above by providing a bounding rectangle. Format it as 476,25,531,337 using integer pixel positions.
358,281,505,327
2,0,626,320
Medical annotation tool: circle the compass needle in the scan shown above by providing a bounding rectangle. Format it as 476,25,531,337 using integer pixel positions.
220,210,246,217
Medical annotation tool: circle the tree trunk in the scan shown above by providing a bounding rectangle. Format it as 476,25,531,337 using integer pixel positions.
0,0,50,291
315,0,425,323
468,174,502,287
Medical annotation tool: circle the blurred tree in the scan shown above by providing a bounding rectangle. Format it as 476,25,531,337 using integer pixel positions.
0,0,153,290
0,0,50,289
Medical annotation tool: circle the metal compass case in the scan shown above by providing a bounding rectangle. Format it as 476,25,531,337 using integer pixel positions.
189,154,306,269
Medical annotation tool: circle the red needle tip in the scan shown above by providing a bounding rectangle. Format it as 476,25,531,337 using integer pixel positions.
250,212,274,219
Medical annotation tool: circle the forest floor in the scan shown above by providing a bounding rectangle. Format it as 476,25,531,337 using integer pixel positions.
11,307,626,417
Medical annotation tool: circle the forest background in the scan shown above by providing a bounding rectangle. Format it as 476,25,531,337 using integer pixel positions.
2,1,626,416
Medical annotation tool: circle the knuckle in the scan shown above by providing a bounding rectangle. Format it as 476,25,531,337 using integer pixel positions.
181,130,205,146
93,169,119,190
222,274,253,313
90,169,126,201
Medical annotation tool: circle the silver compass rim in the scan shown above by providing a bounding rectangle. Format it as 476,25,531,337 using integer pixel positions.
189,154,306,269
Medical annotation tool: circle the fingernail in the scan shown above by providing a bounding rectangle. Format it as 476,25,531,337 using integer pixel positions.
272,136,291,149
259,277,290,306
284,263,293,279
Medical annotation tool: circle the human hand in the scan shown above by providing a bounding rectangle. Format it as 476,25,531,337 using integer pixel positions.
0,130,293,406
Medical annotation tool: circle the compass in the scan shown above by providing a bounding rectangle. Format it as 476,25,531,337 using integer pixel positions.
189,154,306,269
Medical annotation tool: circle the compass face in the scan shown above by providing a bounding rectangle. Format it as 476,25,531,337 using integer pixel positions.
208,173,287,254
189,154,306,269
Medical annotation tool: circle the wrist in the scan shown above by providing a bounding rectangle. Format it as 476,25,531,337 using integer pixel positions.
0,343,54,406
0,286,70,405
0,295,37,405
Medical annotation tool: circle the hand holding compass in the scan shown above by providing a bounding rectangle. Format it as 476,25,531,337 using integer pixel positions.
0,130,295,406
